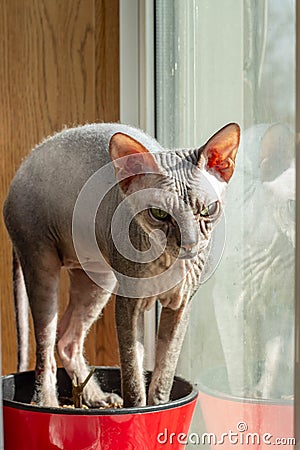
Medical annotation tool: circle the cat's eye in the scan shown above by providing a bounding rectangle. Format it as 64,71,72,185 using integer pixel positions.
149,207,169,221
200,201,219,218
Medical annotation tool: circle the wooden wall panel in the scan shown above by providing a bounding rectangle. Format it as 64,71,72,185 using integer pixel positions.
0,0,120,374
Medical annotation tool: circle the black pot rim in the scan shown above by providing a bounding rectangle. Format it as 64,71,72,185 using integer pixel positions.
2,367,198,416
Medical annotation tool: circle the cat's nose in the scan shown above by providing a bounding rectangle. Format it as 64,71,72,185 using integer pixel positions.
179,242,198,259
182,243,197,252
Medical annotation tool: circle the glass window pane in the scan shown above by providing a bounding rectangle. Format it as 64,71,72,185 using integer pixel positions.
156,0,295,445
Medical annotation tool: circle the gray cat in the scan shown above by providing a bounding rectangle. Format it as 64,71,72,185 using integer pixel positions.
3,122,240,407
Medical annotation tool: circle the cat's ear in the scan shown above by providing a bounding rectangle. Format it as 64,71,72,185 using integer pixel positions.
201,123,240,183
109,133,159,191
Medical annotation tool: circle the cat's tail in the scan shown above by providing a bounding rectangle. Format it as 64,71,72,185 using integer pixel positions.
13,248,29,372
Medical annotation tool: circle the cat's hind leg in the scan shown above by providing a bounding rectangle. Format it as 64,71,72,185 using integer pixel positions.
13,248,29,372
57,268,122,407
20,249,61,407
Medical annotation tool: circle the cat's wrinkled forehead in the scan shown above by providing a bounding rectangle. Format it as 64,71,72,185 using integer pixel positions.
153,149,225,202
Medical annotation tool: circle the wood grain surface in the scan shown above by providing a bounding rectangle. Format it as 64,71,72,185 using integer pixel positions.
0,0,120,375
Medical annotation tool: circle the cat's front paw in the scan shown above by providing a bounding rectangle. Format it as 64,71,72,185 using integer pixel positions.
148,388,170,406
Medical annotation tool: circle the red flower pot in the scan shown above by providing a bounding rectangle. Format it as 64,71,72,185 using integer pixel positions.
2,367,198,450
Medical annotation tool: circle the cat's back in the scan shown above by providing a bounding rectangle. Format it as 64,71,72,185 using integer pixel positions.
11,123,163,182
3,123,164,239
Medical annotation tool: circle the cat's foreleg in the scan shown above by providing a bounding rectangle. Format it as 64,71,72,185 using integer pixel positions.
148,298,193,405
57,269,122,407
115,295,146,407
